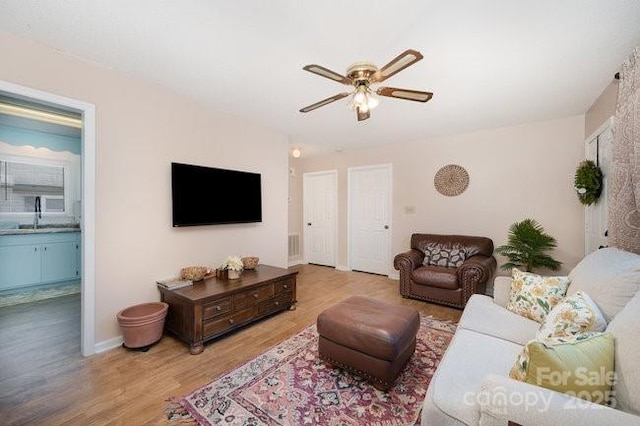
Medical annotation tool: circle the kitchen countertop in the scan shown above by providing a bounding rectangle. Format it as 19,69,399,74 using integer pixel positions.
0,225,81,236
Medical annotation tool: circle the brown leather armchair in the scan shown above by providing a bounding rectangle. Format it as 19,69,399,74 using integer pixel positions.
394,233,497,309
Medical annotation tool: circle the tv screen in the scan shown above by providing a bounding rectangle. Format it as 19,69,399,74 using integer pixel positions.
171,162,262,226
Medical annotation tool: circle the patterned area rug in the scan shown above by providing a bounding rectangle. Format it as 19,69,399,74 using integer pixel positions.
165,316,456,426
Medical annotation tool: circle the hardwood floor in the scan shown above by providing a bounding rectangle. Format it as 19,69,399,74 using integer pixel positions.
0,264,462,425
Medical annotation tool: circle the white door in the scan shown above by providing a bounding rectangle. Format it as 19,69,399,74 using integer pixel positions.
585,118,613,254
303,170,337,267
348,164,392,275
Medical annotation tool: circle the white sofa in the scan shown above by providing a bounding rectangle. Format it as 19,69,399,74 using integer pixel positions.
422,247,640,425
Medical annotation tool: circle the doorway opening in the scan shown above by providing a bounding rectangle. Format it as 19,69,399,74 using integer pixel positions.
0,80,96,356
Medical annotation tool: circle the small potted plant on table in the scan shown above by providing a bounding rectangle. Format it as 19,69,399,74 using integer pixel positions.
221,255,244,279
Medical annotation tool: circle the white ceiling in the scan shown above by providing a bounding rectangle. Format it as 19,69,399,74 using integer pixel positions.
1,1,639,156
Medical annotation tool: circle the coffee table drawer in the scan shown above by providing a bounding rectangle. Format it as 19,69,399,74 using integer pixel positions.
203,307,255,337
203,297,231,319
274,278,294,294
257,293,294,315
234,285,274,308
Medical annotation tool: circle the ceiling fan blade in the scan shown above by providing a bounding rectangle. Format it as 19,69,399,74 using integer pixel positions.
303,65,353,85
376,87,433,102
356,106,370,121
373,49,424,82
300,93,350,113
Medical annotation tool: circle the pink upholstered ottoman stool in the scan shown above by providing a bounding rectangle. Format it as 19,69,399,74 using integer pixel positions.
317,295,420,390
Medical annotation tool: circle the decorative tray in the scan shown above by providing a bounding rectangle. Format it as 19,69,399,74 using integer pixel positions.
156,277,193,290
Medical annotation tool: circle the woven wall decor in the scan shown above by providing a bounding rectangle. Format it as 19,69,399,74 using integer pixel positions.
434,164,469,196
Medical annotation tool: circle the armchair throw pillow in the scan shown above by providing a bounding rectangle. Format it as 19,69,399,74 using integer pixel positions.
506,268,570,323
421,242,467,268
537,291,607,343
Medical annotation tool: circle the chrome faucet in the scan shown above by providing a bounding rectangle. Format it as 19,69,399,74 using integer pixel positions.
34,196,41,229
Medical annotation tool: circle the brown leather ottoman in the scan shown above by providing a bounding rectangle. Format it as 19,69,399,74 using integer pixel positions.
317,295,420,390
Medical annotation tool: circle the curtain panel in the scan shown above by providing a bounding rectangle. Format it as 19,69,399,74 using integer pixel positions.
609,46,640,254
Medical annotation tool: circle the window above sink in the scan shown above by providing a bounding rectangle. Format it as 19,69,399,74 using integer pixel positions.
0,155,73,216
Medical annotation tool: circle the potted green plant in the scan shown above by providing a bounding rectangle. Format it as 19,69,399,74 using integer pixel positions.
574,160,603,206
495,218,562,272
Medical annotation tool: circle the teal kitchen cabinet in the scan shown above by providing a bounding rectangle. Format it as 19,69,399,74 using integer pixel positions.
0,243,41,288
42,241,80,283
0,231,80,291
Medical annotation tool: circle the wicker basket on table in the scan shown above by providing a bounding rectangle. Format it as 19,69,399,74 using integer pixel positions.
180,266,210,281
241,257,259,270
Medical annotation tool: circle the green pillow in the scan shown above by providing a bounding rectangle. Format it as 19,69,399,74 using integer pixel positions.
509,332,615,405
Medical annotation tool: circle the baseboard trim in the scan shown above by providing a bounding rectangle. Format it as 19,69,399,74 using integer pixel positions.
94,335,123,354
288,259,305,267
335,265,397,278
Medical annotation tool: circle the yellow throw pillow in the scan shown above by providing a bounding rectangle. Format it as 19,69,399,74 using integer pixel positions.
537,291,607,343
506,268,570,323
509,333,615,405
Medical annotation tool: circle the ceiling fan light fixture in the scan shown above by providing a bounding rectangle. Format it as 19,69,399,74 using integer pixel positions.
366,92,379,109
353,86,367,105
300,49,432,121
349,84,378,114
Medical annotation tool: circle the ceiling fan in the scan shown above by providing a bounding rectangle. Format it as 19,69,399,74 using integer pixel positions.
299,49,433,122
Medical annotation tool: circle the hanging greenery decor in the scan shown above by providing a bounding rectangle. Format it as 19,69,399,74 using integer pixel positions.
574,160,603,206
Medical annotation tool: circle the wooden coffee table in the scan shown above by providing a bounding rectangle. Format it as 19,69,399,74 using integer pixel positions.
158,264,297,354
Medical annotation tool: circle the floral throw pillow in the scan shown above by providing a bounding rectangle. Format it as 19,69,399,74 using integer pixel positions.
506,268,570,323
536,291,607,343
421,243,467,268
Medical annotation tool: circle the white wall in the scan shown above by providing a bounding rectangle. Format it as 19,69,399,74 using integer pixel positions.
291,115,586,277
287,157,303,265
0,31,289,345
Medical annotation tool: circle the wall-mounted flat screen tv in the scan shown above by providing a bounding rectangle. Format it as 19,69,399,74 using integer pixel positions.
171,162,262,226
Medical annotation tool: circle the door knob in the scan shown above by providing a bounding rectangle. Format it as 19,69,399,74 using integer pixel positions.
384,225,389,229
307,222,312,226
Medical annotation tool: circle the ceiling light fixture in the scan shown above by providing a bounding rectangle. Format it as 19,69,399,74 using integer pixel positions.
347,83,379,114
291,148,302,158
0,103,82,129
300,49,433,122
